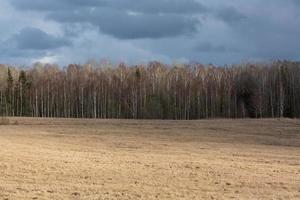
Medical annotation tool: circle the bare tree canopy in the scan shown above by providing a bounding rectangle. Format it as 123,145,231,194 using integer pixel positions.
0,61,299,119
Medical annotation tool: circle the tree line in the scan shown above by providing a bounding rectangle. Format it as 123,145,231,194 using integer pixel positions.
0,61,299,119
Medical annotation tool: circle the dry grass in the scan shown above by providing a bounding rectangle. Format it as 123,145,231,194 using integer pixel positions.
0,118,299,199
0,117,10,125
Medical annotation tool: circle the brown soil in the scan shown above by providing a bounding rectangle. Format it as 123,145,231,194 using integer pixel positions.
0,118,299,199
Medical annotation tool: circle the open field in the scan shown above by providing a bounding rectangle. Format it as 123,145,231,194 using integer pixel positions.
0,118,299,200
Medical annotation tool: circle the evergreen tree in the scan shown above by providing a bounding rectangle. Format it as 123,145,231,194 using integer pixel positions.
19,70,30,116
6,68,13,116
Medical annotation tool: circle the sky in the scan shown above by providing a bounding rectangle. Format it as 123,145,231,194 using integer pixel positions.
0,0,300,66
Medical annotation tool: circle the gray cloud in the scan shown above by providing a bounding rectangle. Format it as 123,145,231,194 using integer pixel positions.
194,42,227,53
291,0,300,6
0,26,71,64
226,8,300,60
11,27,71,50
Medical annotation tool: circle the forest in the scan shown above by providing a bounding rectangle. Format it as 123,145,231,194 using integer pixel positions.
0,61,299,119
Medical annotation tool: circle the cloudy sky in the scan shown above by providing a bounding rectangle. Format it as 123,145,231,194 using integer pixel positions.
0,0,299,66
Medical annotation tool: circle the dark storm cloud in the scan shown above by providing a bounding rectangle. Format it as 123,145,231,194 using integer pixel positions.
3,0,300,65
10,0,206,14
12,27,71,50
10,0,205,39
9,0,107,11
215,7,246,23
47,8,200,39
95,13,199,39
109,0,207,14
